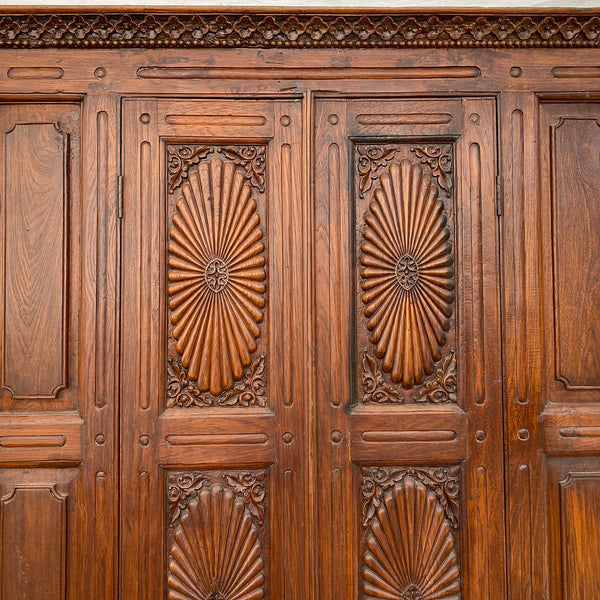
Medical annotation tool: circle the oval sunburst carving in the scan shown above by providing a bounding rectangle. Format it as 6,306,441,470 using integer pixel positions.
363,477,460,600
168,156,266,397
360,159,454,388
168,484,264,600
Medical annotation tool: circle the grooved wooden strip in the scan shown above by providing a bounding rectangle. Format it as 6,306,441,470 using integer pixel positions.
469,141,485,406
165,433,269,446
552,66,600,78
477,465,490,599
0,435,66,448
138,66,480,80
7,67,63,79
164,114,267,126
356,112,453,125
560,427,600,438
95,110,109,409
361,430,457,442
518,464,533,600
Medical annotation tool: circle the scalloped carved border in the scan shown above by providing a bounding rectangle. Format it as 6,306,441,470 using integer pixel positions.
0,13,598,48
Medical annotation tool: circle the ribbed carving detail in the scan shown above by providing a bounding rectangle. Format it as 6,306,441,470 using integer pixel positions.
360,159,454,389
168,156,266,397
363,477,460,600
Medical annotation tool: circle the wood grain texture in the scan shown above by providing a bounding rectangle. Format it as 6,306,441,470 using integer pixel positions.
1,22,600,600
1,485,66,600
559,472,600,600
2,122,67,399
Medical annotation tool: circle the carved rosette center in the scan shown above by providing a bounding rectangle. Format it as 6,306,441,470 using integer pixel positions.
402,584,424,600
395,254,419,291
204,257,230,293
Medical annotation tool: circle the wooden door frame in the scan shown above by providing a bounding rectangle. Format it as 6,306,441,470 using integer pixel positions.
1,7,599,600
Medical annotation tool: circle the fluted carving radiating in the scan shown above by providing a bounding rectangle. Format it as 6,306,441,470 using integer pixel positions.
168,156,266,397
360,159,454,388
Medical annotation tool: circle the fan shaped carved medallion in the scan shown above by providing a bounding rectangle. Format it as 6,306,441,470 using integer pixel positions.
168,156,266,397
363,477,460,600
168,483,264,600
360,159,454,389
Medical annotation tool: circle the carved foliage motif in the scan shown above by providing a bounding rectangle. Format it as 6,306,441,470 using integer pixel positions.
362,477,461,600
167,470,267,528
361,349,457,404
167,355,266,408
167,483,265,600
356,145,400,197
417,349,457,404
168,156,266,398
2,13,599,48
360,159,455,389
361,466,460,528
410,144,453,196
168,145,266,194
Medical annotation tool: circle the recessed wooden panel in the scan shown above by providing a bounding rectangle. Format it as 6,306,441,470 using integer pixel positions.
559,472,600,600
2,121,68,399
1,485,67,600
550,114,600,390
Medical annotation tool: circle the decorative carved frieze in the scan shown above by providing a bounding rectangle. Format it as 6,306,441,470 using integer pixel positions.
0,13,598,48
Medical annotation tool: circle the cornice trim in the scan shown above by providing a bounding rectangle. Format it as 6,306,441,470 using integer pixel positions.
0,12,599,49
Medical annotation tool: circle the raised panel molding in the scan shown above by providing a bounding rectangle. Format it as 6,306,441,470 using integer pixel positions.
1,485,67,600
549,116,600,390
166,470,268,600
167,155,267,403
559,472,600,600
1,121,69,399
361,472,461,600
359,158,455,395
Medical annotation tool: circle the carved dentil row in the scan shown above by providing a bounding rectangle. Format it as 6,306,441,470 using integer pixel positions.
0,13,598,48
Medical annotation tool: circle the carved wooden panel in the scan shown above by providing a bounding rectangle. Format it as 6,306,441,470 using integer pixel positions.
360,467,461,599
167,150,267,407
1,121,69,399
166,470,268,600
559,471,600,600
1,484,67,600
549,115,600,390
356,146,456,404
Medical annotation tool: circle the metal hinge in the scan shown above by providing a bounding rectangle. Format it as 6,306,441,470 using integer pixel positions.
117,175,123,219
496,174,503,217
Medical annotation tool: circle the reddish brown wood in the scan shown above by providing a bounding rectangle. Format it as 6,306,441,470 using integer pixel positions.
0,11,599,600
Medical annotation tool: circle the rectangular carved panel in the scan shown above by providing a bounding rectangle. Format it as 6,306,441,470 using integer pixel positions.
2,121,68,398
549,112,600,390
559,472,600,599
360,466,461,599
354,143,456,406
166,469,269,600
1,485,67,600
0,103,80,407
166,144,268,409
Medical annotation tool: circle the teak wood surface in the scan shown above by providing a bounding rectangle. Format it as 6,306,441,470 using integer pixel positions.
0,7,599,600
